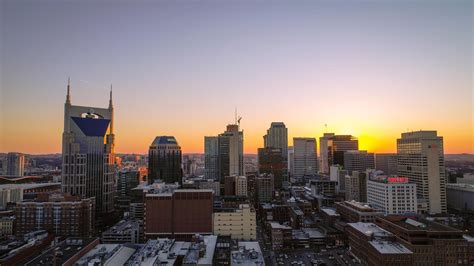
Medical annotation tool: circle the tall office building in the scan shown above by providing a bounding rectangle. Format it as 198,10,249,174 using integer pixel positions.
257,147,285,189
343,150,375,173
148,136,183,184
293,138,317,178
263,122,289,186
61,80,115,218
319,133,335,174
345,171,367,202
375,153,398,176
5,152,25,176
204,136,219,180
397,131,447,214
320,134,359,171
218,124,244,179
288,146,294,178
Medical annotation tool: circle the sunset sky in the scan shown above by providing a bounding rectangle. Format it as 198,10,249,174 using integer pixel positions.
1,0,472,154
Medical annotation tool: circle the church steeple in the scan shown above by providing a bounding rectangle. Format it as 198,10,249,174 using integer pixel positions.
66,77,71,105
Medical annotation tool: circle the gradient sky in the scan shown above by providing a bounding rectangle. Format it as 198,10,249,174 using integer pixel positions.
1,0,472,154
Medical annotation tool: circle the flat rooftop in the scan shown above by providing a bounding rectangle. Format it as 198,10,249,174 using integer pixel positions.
269,222,292,230
321,208,339,217
369,240,413,254
381,216,462,232
348,222,391,238
0,182,61,190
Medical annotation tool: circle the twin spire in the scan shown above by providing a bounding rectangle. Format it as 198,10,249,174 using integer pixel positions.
66,78,113,108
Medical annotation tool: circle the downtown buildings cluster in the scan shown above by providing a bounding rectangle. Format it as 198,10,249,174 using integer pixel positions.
0,81,472,265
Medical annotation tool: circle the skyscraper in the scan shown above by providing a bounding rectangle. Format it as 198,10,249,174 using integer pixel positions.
5,152,25,176
320,134,359,171
293,138,318,178
218,124,244,179
262,122,289,187
375,153,398,176
204,136,219,180
263,122,288,159
343,150,375,173
319,133,335,174
148,136,183,184
257,147,285,189
61,79,115,218
397,131,447,214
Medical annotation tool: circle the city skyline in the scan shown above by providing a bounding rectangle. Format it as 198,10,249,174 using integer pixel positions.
1,0,472,154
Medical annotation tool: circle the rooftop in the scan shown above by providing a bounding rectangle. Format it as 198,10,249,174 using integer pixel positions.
369,240,413,254
269,222,292,230
151,136,178,146
320,208,339,217
0,182,61,190
231,242,264,266
348,222,392,238
381,216,463,232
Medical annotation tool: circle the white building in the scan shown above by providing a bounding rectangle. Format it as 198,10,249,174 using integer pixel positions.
367,176,417,215
293,138,317,178
234,176,248,197
330,165,348,193
397,131,447,214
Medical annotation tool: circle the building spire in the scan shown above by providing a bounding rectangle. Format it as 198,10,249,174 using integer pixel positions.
66,77,71,105
109,84,113,108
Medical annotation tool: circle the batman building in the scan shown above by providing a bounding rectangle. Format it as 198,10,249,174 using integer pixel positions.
61,79,115,219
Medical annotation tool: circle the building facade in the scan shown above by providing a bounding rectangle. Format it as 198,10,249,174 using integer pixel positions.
255,174,274,203
397,131,447,214
293,138,318,178
257,147,285,190
367,176,417,215
204,136,219,180
148,136,182,184
375,153,398,176
343,150,375,173
15,193,94,237
144,189,213,240
61,80,115,218
213,204,256,240
5,152,25,176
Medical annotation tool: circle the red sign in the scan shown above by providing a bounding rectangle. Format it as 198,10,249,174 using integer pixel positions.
388,177,408,183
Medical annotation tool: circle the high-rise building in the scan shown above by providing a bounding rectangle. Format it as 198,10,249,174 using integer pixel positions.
148,136,182,184
319,133,335,174
204,136,219,180
263,122,288,159
343,150,375,173
255,174,274,203
293,138,317,178
218,124,244,179
345,171,367,202
288,146,294,178
367,175,417,215
257,147,285,189
235,176,248,197
320,134,359,169
61,80,115,218
375,153,398,176
330,165,348,193
5,152,25,176
397,131,447,214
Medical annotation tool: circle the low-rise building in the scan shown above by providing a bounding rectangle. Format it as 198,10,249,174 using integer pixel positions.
102,219,142,244
0,216,14,236
346,222,413,265
231,241,264,266
268,222,292,250
14,193,94,238
213,204,256,240
375,216,471,265
446,183,474,212
335,200,383,223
